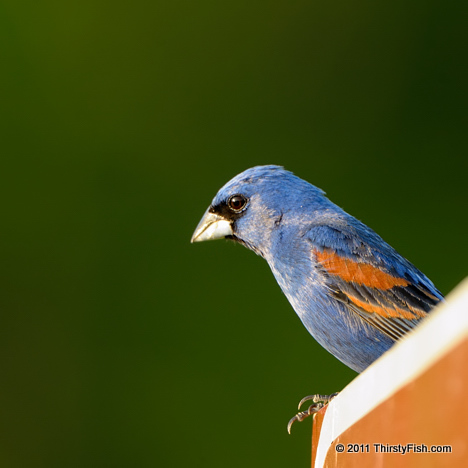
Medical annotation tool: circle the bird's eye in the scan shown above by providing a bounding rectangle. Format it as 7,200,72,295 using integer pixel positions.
228,194,247,212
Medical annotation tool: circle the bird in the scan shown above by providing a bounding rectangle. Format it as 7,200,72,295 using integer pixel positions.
191,165,443,427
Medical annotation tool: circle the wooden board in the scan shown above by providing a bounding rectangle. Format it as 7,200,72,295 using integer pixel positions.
311,278,468,468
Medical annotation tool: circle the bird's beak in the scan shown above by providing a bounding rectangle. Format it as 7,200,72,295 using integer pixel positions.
191,209,233,243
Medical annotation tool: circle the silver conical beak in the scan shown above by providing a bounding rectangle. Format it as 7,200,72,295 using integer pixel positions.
191,209,233,243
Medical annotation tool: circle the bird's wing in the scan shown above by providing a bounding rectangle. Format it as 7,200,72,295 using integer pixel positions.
308,224,443,341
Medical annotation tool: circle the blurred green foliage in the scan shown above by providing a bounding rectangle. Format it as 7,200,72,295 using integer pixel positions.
0,0,466,466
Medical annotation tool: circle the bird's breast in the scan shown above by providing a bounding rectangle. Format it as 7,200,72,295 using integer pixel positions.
266,251,395,372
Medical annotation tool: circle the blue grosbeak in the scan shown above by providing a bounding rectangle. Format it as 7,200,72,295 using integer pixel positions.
191,165,443,373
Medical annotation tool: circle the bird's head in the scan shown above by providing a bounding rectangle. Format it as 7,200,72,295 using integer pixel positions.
191,165,326,257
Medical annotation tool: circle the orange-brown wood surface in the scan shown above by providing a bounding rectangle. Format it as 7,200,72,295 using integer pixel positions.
312,338,468,467
311,407,327,467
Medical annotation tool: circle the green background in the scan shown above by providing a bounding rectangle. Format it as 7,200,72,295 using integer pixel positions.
1,1,466,467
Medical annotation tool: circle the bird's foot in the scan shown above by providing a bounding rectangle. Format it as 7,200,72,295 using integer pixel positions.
287,393,339,434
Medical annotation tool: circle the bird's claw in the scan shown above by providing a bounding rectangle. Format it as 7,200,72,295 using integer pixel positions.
287,393,339,434
297,392,339,409
287,403,324,434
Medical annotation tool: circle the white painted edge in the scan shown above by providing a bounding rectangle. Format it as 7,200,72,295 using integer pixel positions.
315,277,468,468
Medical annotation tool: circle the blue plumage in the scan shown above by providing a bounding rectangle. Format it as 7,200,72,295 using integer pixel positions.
192,165,443,372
